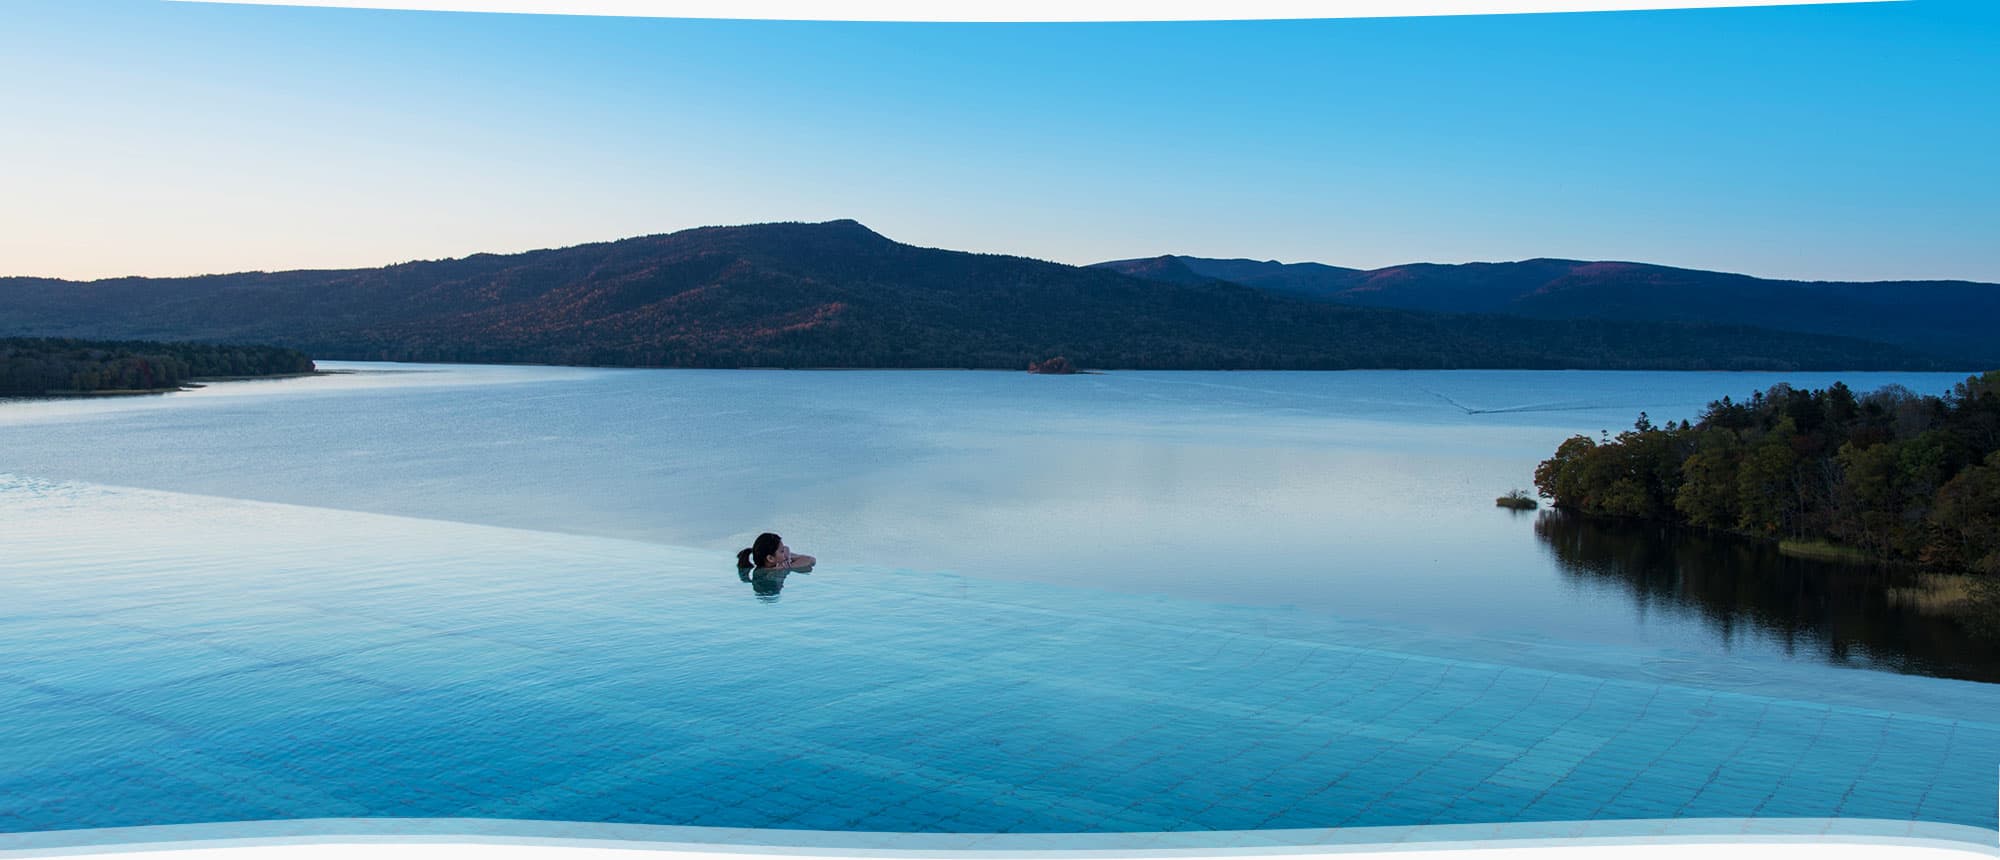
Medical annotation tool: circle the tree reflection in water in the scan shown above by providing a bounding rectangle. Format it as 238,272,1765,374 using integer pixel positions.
1533,510,2000,683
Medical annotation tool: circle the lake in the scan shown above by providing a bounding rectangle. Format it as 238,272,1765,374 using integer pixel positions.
1,364,1996,842
2,363,1993,679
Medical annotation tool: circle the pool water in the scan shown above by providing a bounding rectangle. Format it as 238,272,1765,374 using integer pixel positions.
2,476,1995,840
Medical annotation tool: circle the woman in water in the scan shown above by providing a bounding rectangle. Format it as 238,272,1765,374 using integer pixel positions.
736,532,815,571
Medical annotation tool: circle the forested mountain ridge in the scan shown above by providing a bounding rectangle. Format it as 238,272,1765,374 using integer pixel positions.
1095,254,2000,365
0,220,1965,371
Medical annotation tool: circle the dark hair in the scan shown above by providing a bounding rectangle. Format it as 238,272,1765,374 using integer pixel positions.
736,532,782,568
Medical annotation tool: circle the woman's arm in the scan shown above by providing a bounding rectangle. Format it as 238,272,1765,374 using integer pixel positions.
784,553,816,570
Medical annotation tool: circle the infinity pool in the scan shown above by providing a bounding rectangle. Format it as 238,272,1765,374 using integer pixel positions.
2,476,1996,841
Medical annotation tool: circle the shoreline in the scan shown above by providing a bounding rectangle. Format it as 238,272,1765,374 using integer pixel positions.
319,359,1992,375
1778,538,1900,566
3,369,342,400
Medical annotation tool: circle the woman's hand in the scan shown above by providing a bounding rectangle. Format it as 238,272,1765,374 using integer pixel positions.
767,543,813,570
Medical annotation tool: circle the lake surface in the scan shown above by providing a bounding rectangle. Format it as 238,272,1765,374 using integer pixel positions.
2,364,1994,679
2,364,1997,841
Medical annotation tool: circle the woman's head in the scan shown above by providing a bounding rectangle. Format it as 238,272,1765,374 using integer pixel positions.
736,532,783,568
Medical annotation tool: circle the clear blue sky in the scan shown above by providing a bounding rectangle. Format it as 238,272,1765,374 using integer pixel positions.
3,0,1995,282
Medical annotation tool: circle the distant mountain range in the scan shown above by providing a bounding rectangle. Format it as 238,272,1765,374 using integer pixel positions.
1093,255,1999,366
0,220,1986,371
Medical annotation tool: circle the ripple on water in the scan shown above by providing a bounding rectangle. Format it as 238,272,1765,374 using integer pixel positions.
1639,658,1774,688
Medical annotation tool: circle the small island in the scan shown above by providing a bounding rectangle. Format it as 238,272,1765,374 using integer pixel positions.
1028,356,1080,374
1496,489,1539,510
1,337,317,397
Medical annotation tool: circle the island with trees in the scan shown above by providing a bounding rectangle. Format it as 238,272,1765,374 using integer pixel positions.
0,337,317,397
1533,372,2000,576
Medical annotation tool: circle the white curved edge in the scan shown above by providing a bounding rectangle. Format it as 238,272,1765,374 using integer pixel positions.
163,0,1902,23
0,819,1994,858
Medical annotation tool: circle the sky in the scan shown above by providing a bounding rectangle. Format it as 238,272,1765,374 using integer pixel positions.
2,0,1996,282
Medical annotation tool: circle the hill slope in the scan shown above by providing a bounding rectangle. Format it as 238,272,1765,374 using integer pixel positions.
1094,255,2000,365
0,221,1955,371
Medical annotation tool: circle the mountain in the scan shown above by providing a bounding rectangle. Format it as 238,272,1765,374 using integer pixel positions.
0,220,1957,371
1094,255,2000,365
1100,256,1367,299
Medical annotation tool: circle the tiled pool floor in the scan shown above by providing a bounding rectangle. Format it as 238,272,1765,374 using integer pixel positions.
1,476,1996,838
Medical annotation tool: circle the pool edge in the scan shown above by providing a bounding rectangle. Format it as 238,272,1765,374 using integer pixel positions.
1,818,1994,857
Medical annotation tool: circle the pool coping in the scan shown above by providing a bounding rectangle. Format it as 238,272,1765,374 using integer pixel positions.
1,818,1995,857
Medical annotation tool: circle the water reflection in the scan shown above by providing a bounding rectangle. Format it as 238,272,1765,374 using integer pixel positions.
737,564,811,601
1534,510,2000,682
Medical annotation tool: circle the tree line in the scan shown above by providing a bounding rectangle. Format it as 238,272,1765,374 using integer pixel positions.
1534,372,2000,575
0,337,315,396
